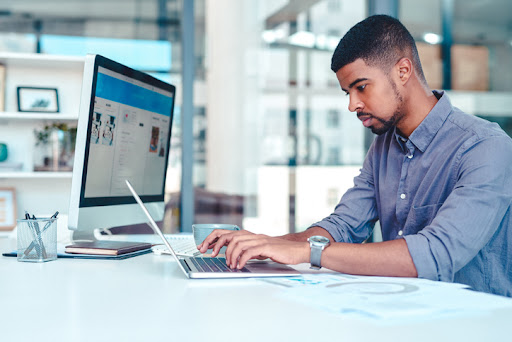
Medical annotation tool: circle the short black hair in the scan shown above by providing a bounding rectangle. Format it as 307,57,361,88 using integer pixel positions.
331,15,426,83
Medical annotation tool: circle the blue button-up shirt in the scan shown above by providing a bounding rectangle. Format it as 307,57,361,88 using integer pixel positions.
311,91,512,297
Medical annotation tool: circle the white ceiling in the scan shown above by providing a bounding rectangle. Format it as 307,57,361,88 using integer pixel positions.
0,0,510,45
0,0,178,20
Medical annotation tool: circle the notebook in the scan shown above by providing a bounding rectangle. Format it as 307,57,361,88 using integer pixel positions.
2,247,152,260
125,180,300,279
65,241,152,256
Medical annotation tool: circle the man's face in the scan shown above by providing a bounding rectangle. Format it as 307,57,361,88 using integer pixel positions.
336,58,405,135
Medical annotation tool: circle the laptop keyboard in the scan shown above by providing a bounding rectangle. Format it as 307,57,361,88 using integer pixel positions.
190,257,250,273
152,236,202,257
168,237,201,256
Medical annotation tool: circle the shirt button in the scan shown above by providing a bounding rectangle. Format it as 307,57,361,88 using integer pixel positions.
398,230,403,236
400,193,406,199
407,154,413,159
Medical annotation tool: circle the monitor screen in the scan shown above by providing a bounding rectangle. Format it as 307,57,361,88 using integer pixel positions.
68,54,175,240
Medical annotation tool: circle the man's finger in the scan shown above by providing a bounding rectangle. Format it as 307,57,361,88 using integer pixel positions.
227,236,268,268
199,230,228,253
210,233,233,257
236,246,268,269
224,233,267,259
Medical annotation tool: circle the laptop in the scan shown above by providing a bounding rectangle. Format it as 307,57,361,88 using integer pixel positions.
125,180,300,279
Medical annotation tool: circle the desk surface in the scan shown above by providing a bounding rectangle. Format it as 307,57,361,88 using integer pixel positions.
1,235,511,342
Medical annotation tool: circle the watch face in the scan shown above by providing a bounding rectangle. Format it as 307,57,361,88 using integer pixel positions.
309,235,330,245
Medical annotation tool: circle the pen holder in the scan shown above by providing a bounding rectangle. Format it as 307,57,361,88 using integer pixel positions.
17,217,58,262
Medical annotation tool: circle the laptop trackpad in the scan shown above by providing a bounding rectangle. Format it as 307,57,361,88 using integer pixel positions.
245,260,299,274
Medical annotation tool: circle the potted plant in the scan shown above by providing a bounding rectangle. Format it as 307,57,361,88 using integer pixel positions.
33,123,77,171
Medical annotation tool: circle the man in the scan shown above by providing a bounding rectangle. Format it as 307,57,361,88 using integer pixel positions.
199,15,512,297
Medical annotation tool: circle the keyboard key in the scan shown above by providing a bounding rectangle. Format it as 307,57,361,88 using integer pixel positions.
205,258,222,272
167,237,201,256
189,257,251,273
215,258,250,273
212,258,230,271
190,258,210,272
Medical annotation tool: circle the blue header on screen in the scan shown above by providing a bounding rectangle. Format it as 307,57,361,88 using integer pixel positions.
96,72,173,116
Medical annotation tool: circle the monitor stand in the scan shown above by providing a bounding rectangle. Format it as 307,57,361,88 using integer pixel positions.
71,227,150,244
71,228,103,242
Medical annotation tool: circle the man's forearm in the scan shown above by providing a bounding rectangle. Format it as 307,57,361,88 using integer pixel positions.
279,226,334,242
280,227,417,277
321,239,418,277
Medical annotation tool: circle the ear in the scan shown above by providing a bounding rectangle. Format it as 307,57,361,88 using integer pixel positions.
395,57,413,85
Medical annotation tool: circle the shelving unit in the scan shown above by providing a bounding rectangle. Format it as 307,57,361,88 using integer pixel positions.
0,112,78,121
0,53,84,218
0,172,73,179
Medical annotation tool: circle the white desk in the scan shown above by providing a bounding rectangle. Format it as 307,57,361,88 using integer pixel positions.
0,236,511,342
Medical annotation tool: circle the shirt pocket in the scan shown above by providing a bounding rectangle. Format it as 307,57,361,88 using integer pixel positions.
406,203,444,232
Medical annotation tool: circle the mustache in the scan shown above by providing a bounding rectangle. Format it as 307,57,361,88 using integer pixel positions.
357,112,373,119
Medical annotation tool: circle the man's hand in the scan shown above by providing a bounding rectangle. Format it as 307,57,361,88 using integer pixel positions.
197,229,309,269
197,229,254,256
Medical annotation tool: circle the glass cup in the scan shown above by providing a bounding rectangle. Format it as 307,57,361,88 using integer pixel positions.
17,217,58,262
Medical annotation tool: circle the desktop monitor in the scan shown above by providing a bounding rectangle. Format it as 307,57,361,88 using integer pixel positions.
68,54,176,240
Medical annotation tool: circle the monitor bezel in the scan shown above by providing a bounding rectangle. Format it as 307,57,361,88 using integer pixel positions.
78,54,175,209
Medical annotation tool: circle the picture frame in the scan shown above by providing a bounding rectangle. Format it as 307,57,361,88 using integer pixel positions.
0,187,16,231
0,63,5,112
17,86,59,113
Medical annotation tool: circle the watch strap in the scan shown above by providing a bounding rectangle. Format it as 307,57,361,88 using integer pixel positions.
310,245,323,270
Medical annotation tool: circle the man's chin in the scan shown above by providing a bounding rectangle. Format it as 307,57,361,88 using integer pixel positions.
370,125,392,135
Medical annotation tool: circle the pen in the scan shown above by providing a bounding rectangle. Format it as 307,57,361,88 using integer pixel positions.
30,213,48,259
41,211,59,233
24,211,42,257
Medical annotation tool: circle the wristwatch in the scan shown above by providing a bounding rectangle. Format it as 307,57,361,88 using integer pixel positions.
307,235,331,270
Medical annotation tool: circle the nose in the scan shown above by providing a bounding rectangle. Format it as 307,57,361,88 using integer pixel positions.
348,93,363,113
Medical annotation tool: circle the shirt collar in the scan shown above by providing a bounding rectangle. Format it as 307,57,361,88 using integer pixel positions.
402,90,453,153
394,129,409,153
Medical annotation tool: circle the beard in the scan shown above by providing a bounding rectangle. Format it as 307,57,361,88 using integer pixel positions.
361,108,405,135
360,80,406,136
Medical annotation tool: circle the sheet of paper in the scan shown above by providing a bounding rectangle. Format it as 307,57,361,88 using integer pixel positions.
260,274,512,323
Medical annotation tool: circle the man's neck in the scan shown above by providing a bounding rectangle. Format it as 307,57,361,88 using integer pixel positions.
396,85,438,138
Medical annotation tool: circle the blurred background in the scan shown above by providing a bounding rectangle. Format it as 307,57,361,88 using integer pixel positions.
0,0,510,238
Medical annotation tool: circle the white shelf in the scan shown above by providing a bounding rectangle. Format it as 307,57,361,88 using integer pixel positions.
0,172,72,179
0,111,77,121
0,52,84,69
0,53,83,218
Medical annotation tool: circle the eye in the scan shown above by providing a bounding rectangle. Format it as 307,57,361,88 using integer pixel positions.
357,84,366,91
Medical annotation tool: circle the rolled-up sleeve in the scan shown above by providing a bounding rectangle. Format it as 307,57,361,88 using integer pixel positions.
404,135,512,281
